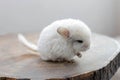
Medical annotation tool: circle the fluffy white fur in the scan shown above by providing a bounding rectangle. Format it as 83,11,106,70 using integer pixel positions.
18,19,91,61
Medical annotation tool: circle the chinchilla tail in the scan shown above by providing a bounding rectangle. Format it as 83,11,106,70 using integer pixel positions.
18,33,38,52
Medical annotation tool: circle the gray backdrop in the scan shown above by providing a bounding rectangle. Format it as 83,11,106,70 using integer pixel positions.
0,0,119,37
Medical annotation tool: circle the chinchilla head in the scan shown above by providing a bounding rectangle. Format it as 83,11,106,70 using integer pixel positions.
57,19,91,53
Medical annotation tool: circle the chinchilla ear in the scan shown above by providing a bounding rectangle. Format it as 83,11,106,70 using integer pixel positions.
57,27,70,38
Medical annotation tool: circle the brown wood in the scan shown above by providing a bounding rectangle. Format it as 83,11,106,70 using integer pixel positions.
111,37,120,80
0,33,120,80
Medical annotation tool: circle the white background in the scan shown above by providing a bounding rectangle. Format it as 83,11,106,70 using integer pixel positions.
0,0,119,37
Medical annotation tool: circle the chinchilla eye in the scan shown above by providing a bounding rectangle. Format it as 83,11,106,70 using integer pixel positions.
76,40,83,43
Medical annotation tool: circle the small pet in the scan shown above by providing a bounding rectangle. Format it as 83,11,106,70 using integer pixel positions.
18,19,91,62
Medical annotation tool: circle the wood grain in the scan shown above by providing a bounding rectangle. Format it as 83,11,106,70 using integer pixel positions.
0,33,120,80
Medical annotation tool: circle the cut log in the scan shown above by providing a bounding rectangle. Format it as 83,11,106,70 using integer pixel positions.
0,33,119,80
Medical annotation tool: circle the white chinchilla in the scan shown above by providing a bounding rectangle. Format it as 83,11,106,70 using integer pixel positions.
18,19,91,62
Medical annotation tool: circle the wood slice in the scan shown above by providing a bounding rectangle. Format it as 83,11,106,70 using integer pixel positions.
0,33,120,80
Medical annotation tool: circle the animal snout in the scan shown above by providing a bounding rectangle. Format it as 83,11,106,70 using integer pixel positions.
82,44,90,50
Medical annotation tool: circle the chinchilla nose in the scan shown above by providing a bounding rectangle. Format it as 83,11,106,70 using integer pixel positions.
83,44,90,50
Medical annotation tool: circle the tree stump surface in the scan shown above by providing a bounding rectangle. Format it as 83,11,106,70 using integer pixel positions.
0,33,120,80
